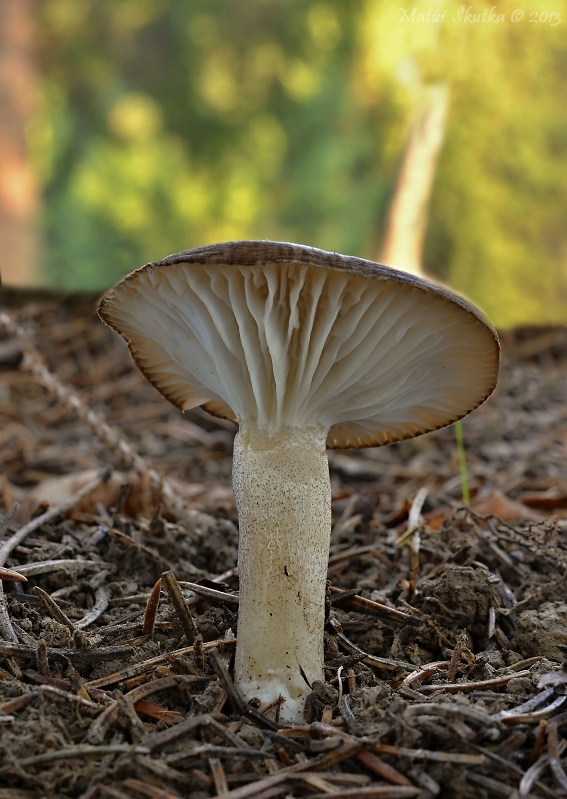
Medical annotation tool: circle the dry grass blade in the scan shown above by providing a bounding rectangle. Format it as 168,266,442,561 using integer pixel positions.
209,757,229,794
328,586,423,627
161,570,198,644
335,629,416,672
33,586,76,631
294,742,366,772
498,687,555,719
15,559,108,577
356,751,415,786
0,565,26,582
141,713,220,752
0,692,36,715
178,580,239,605
125,676,179,705
510,657,543,672
76,586,110,629
419,669,532,694
501,694,567,724
36,684,103,715
297,772,342,793
142,577,162,637
134,699,182,726
327,543,386,567
373,743,485,765
401,660,450,687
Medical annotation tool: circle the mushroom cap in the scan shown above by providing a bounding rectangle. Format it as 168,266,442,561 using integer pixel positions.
98,240,499,448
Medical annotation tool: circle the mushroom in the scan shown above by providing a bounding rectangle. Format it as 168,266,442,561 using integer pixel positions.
98,240,499,721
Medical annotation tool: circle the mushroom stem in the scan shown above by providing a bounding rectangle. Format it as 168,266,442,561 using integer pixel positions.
232,422,331,722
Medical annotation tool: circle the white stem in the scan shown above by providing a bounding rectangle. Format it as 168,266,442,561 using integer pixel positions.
232,423,331,722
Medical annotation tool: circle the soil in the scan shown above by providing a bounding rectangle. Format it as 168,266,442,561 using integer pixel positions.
0,289,566,799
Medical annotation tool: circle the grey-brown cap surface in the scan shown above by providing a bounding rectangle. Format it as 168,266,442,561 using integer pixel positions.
98,240,499,448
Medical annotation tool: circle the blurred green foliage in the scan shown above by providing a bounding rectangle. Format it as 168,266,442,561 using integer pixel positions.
34,0,567,327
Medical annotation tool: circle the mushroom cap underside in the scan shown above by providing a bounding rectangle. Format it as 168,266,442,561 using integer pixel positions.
98,241,499,448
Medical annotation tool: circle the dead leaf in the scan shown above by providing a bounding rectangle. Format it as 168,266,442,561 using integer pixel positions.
472,488,543,522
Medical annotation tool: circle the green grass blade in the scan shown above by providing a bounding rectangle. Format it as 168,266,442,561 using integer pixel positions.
454,420,470,506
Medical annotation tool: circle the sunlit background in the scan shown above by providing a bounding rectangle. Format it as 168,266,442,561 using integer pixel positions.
1,0,567,328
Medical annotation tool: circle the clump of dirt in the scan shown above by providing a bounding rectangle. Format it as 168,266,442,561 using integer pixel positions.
416,565,501,646
347,684,407,740
513,601,567,661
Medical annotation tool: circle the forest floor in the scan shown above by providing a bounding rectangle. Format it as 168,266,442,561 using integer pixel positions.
0,290,566,799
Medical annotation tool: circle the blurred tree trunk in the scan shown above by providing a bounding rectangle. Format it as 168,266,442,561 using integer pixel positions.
0,0,41,286
380,85,449,276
